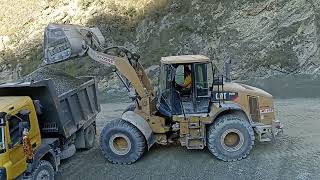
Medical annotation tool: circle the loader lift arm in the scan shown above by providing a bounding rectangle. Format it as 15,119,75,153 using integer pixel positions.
42,24,155,103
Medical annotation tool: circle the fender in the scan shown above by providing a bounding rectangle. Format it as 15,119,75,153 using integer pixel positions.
209,103,252,124
33,141,60,172
121,111,155,149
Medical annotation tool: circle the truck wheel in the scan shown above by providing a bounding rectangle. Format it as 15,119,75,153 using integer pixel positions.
30,160,54,180
207,114,254,161
100,119,146,164
84,125,95,149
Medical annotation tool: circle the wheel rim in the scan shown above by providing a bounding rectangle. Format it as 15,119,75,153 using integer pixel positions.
220,128,244,152
109,133,131,155
36,169,50,180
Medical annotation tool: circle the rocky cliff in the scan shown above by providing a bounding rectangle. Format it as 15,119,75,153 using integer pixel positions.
1,0,320,100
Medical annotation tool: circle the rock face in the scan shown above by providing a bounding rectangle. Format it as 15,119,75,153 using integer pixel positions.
1,0,320,100
129,0,320,78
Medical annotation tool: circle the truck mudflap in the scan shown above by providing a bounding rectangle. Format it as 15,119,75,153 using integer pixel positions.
121,111,156,149
254,120,283,142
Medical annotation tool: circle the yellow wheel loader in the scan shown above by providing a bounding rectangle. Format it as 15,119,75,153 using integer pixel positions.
42,23,283,164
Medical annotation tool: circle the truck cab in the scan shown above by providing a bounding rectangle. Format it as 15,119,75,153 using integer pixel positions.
0,96,42,179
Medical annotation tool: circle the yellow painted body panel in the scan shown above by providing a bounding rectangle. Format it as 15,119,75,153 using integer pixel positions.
0,96,41,180
211,82,275,125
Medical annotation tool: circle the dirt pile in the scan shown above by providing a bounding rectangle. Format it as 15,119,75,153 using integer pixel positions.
23,66,86,95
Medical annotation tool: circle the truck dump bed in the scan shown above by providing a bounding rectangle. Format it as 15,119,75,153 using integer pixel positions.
0,76,100,138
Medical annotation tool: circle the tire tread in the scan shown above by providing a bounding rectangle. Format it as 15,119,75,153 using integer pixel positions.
27,160,54,180
207,114,255,162
100,119,146,164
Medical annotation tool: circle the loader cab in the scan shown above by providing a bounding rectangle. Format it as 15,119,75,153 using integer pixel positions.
157,55,212,117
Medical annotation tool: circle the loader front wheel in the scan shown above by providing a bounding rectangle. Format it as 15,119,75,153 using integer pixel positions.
207,114,254,161
100,119,146,164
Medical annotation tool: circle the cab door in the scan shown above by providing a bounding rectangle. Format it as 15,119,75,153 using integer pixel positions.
193,63,210,113
6,112,29,178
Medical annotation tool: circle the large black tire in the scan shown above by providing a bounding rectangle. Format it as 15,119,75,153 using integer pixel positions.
30,160,54,180
84,125,96,149
100,119,146,164
207,114,254,161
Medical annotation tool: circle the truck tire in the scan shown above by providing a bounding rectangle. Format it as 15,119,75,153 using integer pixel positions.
30,160,54,180
84,125,95,149
207,114,254,161
100,119,146,164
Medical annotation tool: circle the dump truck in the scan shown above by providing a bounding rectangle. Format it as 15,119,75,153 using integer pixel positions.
0,75,99,179
42,23,283,164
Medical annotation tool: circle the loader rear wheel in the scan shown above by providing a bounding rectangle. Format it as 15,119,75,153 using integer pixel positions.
207,114,254,161
100,119,146,164
84,125,95,149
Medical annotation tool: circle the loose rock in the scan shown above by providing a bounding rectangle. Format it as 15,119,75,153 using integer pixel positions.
22,66,86,95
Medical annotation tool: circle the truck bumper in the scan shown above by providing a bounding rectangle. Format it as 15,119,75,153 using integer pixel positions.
254,120,283,142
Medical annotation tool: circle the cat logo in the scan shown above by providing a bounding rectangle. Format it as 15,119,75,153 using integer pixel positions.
212,92,238,101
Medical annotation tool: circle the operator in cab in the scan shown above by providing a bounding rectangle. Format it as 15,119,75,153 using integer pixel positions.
183,67,192,89
176,66,192,95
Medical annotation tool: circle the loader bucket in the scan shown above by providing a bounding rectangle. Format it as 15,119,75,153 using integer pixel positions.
42,23,105,65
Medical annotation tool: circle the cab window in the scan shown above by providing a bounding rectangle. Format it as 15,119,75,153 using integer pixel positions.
175,65,184,85
158,64,173,112
8,112,30,145
194,63,209,97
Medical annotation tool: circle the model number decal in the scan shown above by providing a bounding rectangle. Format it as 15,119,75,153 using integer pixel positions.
260,108,273,114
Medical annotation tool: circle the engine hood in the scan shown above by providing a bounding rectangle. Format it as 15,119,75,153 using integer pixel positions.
221,82,272,98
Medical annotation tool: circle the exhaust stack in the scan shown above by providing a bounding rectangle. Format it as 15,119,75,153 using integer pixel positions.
224,59,232,82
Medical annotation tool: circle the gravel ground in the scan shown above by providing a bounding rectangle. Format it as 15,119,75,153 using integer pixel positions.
56,98,320,180
23,66,86,95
